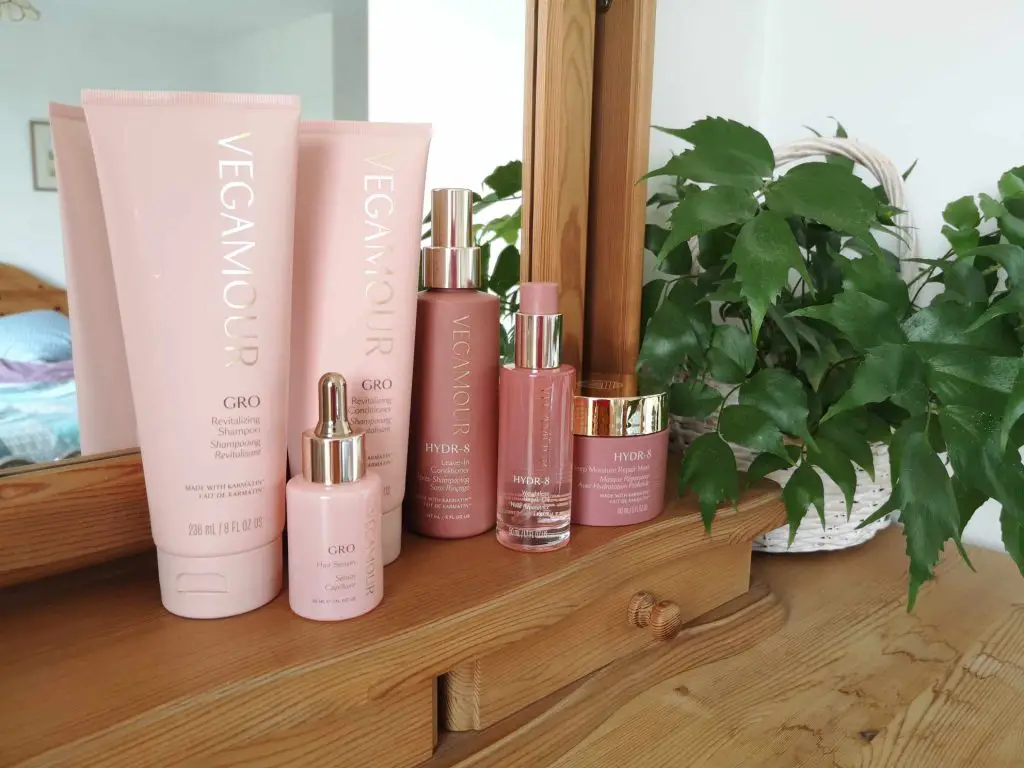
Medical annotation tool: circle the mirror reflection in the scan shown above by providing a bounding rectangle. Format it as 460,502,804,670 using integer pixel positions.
0,0,524,473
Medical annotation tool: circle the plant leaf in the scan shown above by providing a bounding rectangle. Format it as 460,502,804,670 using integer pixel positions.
937,405,1024,576
839,252,911,316
980,193,1008,220
657,186,758,263
729,212,808,339
790,290,906,350
739,369,812,442
807,436,856,515
968,244,1024,286
765,162,879,238
826,344,929,419
483,160,523,197
1001,507,1024,576
782,463,826,541
678,432,739,530
953,476,988,535
925,349,1019,413
746,452,792,486
966,288,1024,331
669,379,723,420
1002,364,1024,451
645,224,692,275
639,279,666,344
999,168,1024,200
706,325,756,384
637,281,712,393
903,301,1020,355
817,410,879,479
940,259,989,305
647,191,679,208
719,404,790,460
943,195,981,230
489,245,520,296
650,118,774,190
896,431,965,609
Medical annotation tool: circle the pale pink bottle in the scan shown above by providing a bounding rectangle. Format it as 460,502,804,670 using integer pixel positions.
409,189,499,538
496,282,576,552
287,373,384,622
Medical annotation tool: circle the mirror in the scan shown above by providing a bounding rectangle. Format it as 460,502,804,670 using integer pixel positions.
0,0,525,474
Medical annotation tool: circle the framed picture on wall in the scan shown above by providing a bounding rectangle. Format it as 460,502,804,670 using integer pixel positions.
29,120,57,192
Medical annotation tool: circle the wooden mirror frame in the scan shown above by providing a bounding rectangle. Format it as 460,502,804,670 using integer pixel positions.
0,0,659,588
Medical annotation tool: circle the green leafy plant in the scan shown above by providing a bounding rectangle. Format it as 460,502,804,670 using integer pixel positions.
639,117,1024,606
421,160,523,362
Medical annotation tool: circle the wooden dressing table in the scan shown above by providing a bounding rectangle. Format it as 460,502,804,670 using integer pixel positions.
4,490,1023,767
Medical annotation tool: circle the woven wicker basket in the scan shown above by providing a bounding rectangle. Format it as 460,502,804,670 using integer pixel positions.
670,137,915,553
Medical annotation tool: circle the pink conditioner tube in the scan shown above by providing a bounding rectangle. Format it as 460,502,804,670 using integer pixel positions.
289,121,431,565
48,103,138,455
83,91,300,618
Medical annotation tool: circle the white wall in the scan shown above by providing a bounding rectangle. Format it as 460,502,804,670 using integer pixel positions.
367,0,525,203
649,0,767,173
650,0,1023,552
215,13,336,121
0,18,214,287
759,0,1024,279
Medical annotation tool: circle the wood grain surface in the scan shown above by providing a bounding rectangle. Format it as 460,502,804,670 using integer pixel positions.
0,263,68,316
431,530,1024,767
443,540,751,731
583,0,657,383
0,449,151,587
0,478,784,767
521,0,596,370
429,579,786,767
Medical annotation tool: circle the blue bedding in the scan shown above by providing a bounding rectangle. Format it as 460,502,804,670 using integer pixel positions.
0,377,81,469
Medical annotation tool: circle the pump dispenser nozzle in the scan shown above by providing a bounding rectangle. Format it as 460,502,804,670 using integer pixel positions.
421,188,481,289
302,372,366,485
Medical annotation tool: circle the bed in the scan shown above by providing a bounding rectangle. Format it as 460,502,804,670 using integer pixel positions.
0,263,80,470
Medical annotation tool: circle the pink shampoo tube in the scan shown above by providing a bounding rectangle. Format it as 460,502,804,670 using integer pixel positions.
83,91,300,618
48,103,138,455
289,121,431,565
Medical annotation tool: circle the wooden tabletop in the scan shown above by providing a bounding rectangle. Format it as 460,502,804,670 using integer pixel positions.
461,528,1024,767
0,477,784,767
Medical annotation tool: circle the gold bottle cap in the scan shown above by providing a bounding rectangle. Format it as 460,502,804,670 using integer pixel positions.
302,373,366,485
421,188,481,289
572,375,668,437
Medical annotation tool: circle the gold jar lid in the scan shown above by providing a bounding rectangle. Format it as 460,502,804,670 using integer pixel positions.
572,376,668,437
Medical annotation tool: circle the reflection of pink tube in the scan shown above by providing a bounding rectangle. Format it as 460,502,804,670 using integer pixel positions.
289,121,431,566
49,103,138,455
83,91,300,619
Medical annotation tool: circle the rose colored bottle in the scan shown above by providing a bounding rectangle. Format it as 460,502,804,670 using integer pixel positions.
287,373,384,622
496,282,576,552
572,377,669,526
409,188,499,538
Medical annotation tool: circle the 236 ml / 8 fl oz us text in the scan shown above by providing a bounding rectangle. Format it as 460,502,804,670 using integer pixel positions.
188,517,264,536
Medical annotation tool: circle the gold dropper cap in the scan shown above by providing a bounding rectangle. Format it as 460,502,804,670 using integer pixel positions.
302,373,366,485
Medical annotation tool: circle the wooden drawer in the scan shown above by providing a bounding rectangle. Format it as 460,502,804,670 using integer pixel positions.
442,540,751,731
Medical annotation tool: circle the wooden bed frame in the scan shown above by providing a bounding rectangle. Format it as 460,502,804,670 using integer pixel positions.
0,263,68,316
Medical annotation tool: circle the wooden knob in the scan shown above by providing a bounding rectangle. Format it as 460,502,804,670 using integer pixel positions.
627,591,682,641
627,591,657,626
649,601,683,641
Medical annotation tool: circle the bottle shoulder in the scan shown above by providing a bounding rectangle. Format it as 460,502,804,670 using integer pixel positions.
286,471,384,502
501,363,576,381
418,289,499,306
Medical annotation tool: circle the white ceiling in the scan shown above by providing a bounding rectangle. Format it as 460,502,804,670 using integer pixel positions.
38,0,341,33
